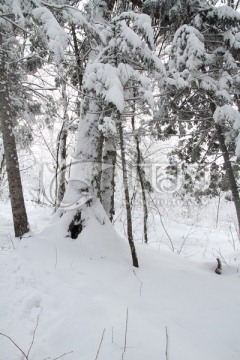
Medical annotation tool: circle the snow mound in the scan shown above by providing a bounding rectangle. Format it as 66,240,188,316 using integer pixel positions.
1,204,240,360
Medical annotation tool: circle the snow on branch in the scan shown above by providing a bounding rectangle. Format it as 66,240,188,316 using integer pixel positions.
84,62,125,112
207,5,240,22
118,63,154,109
113,11,154,49
11,0,27,26
223,30,240,50
111,20,165,77
171,25,207,72
32,6,69,63
63,8,104,45
83,60,155,113
213,105,240,128
99,116,117,136
213,105,240,156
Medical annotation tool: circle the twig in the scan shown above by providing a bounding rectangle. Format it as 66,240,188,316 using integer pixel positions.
132,270,143,296
177,225,194,255
53,350,74,360
165,326,169,360
0,333,28,359
0,312,41,359
55,238,58,269
216,195,221,228
122,309,129,360
94,329,105,360
157,210,174,252
229,226,236,251
213,249,229,267
8,234,15,250
111,327,114,344
27,312,40,358
149,204,174,252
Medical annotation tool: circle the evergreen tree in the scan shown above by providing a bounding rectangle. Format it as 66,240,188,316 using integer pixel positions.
60,1,165,266
159,1,240,229
0,0,70,235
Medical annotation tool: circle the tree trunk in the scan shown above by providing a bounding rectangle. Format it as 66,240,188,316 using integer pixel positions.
0,150,5,182
210,101,240,233
118,119,139,267
56,80,68,207
0,34,29,237
131,114,149,243
59,94,108,242
71,24,83,91
215,123,240,234
60,99,104,232
101,137,116,222
57,125,68,205
0,152,6,197
60,1,110,237
71,24,83,117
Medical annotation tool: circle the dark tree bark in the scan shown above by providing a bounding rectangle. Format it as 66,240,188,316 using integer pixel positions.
55,80,69,208
118,119,139,268
210,102,240,233
56,125,67,205
101,137,116,222
0,153,5,181
71,25,83,91
215,123,240,233
0,34,29,237
131,112,149,243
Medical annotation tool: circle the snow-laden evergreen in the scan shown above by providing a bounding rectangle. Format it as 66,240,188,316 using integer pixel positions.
160,1,240,222
60,3,165,261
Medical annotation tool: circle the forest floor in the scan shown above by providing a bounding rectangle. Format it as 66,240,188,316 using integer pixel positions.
0,199,240,360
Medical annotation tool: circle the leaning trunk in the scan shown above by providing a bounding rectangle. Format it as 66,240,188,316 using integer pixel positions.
0,34,29,237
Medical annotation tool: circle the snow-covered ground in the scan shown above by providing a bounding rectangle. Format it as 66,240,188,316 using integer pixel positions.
1,199,240,360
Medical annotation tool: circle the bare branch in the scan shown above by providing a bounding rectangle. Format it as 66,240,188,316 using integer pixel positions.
53,350,74,360
165,326,169,360
121,309,129,360
0,332,28,359
94,329,105,360
27,312,41,358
